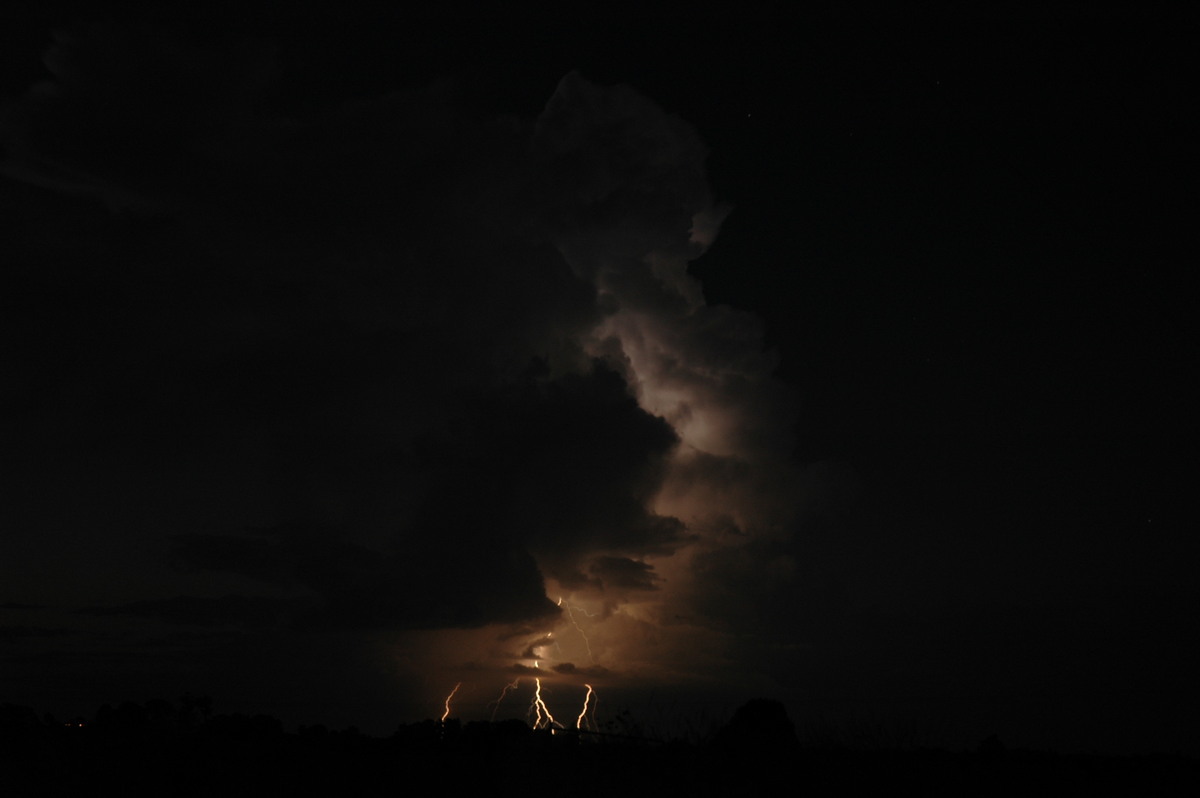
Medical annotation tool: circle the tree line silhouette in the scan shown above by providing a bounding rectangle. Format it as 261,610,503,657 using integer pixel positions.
2,697,1195,796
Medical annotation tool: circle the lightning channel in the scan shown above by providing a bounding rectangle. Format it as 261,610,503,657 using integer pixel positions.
557,597,596,664
441,682,461,723
575,684,596,731
489,678,521,722
527,662,561,731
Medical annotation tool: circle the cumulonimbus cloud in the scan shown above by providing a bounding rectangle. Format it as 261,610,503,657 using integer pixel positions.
2,26,802,705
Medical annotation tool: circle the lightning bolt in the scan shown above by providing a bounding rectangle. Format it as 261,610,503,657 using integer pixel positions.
489,679,521,722
558,597,597,664
531,678,558,730
527,662,561,731
435,628,602,734
575,683,596,731
441,682,461,723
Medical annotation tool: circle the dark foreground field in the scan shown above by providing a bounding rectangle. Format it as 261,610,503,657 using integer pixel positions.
4,700,1198,797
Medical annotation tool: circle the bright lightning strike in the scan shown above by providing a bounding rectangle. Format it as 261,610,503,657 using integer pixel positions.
530,677,560,731
526,662,561,731
575,684,596,731
441,682,461,723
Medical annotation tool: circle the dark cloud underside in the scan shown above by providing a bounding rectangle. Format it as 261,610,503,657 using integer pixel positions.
2,25,721,637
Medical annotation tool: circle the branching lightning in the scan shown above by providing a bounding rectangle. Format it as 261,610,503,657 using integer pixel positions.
441,682,461,723
557,597,597,664
526,662,561,731
432,623,602,735
435,671,598,739
530,678,560,730
489,678,521,722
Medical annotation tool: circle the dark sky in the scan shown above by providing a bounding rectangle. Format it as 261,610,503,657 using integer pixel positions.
2,4,1196,754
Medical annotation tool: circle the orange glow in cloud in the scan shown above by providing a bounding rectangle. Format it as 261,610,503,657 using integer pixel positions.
558,597,596,664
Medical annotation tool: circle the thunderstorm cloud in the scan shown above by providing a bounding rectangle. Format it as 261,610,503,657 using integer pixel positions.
2,23,800,713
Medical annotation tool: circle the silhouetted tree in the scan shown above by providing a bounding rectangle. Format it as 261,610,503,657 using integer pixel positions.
711,699,798,756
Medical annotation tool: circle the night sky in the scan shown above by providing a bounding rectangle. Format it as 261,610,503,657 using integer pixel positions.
2,5,1196,755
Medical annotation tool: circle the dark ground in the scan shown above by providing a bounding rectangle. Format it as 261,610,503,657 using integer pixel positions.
3,699,1198,796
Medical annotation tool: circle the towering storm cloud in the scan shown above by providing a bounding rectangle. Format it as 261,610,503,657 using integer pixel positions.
2,24,800,723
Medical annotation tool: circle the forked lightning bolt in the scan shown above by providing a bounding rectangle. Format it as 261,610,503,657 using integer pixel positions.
527,662,561,731
530,678,559,730
489,678,521,722
444,673,595,735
